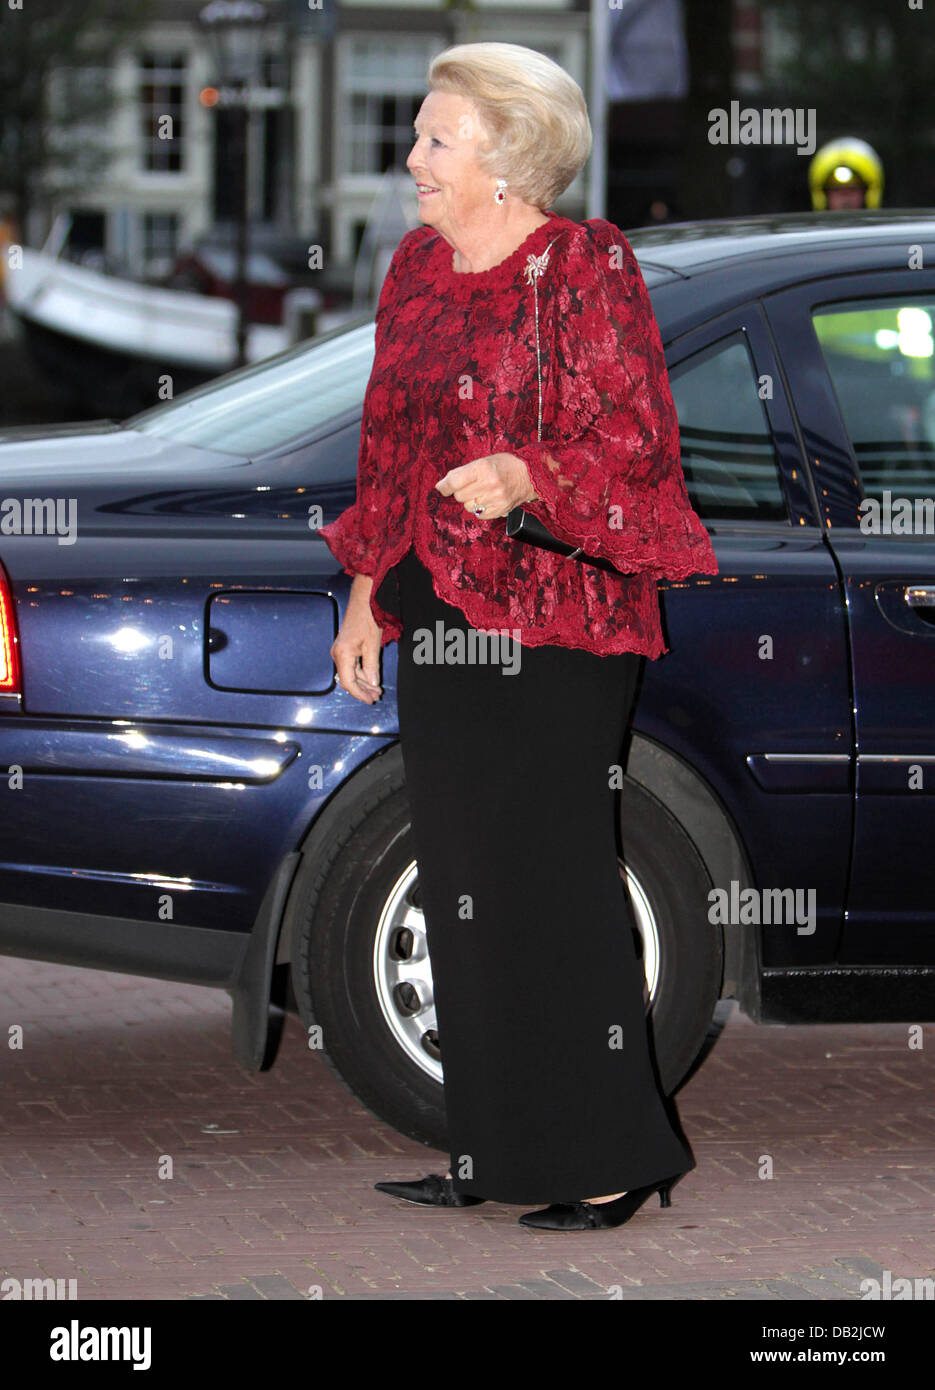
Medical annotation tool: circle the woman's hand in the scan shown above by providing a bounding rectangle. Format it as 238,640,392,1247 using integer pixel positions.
331,574,383,704
434,452,539,519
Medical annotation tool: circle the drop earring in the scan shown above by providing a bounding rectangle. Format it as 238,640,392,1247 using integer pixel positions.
494,178,507,205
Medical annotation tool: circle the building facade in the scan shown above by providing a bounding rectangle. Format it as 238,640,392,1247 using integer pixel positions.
45,0,591,282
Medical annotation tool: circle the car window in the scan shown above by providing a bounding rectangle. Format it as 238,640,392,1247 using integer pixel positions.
125,321,377,455
812,296,935,508
668,334,789,522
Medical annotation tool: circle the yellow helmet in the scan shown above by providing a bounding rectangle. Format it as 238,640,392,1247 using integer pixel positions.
809,137,884,210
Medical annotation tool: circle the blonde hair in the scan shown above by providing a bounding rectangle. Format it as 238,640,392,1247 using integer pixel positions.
427,42,592,209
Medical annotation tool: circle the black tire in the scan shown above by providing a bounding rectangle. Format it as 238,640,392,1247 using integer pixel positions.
289,745,723,1151
616,778,723,1094
289,748,447,1149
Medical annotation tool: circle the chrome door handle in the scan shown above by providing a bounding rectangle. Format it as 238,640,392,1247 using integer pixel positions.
904,585,935,608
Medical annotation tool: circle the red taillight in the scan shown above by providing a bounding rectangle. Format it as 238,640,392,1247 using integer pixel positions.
0,567,21,694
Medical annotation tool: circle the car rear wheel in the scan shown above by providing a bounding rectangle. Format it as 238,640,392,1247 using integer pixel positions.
289,747,722,1151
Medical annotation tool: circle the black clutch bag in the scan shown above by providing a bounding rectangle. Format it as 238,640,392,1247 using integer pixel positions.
505,506,620,573
506,235,622,576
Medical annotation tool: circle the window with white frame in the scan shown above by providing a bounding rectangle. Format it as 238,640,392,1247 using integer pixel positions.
142,212,180,274
343,36,440,176
139,51,186,173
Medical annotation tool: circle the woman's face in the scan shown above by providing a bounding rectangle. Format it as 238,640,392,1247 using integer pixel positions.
406,89,498,238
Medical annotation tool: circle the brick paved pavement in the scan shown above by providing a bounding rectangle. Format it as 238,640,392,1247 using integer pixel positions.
1,957,934,1300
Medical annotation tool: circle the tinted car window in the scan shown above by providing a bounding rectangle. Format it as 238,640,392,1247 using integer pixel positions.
812,296,935,505
668,334,789,522
125,322,377,455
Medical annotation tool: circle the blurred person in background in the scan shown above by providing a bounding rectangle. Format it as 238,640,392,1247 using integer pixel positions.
809,136,885,211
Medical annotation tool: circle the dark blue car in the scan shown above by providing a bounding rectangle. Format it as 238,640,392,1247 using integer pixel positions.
1,210,933,1150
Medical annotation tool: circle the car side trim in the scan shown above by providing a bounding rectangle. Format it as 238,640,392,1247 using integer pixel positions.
0,721,300,781
761,966,935,1023
746,753,851,792
0,900,244,983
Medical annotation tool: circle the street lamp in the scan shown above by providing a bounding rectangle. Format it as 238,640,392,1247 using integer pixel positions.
197,0,271,367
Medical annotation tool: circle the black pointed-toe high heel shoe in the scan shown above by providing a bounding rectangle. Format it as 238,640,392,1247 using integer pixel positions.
517,1171,686,1230
373,1173,486,1207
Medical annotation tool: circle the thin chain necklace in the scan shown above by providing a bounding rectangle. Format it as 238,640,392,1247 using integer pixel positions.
524,235,564,443
520,230,586,561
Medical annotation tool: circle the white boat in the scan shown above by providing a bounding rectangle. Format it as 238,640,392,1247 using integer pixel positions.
2,194,406,417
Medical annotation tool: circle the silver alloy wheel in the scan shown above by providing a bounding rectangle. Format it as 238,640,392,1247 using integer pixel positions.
372,857,661,1084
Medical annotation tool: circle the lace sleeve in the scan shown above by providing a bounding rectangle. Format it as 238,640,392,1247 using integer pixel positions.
318,232,419,578
512,222,717,582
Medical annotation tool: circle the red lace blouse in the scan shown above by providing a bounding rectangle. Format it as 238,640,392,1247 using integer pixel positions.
319,210,717,658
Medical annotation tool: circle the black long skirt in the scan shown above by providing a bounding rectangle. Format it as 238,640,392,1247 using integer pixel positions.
376,546,695,1206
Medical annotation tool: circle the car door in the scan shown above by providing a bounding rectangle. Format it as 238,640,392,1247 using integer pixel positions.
766,268,935,964
635,300,853,970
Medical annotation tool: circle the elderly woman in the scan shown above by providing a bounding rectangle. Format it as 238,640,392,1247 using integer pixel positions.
320,42,717,1232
